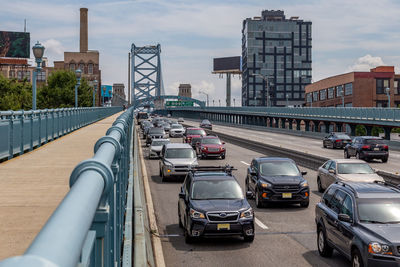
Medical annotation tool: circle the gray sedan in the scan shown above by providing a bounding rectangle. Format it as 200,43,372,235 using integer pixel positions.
317,159,384,192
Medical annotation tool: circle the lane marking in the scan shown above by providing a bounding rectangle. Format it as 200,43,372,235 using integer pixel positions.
255,217,269,229
240,161,250,166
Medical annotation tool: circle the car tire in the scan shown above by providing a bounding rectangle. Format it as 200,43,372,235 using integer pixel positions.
382,156,388,163
178,206,183,228
161,171,167,182
300,200,309,208
159,167,162,177
255,189,264,208
184,225,193,244
317,177,324,193
351,248,364,267
344,150,350,159
243,235,254,242
221,154,226,159
317,226,333,257
323,142,326,148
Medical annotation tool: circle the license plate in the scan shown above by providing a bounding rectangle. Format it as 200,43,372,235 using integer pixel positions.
217,223,230,230
374,148,380,151
282,193,292,198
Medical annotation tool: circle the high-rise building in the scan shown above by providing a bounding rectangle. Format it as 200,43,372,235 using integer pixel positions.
242,10,312,107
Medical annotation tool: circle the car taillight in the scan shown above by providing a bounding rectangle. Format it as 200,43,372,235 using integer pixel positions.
362,145,370,149
383,145,389,150
335,139,342,143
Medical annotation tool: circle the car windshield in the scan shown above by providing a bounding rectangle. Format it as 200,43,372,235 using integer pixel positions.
365,139,386,145
335,134,350,139
201,120,211,124
358,198,400,224
191,137,202,145
191,180,243,200
164,148,195,158
151,140,170,146
149,128,164,134
137,113,148,119
187,129,206,135
171,124,183,129
259,161,300,176
337,163,374,174
202,138,221,144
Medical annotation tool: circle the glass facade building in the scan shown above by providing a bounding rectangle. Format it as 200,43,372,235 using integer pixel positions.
242,10,312,106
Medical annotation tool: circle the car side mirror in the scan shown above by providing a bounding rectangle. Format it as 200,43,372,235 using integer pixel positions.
250,169,257,176
179,192,185,199
246,191,253,198
222,141,225,144
301,171,307,175
329,169,336,174
338,214,352,223
196,142,200,145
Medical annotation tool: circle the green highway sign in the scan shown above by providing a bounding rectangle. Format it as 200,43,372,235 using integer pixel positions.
166,101,194,107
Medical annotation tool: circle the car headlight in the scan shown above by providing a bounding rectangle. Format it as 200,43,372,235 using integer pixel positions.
190,208,205,219
240,208,253,219
369,242,392,255
260,182,271,188
300,181,309,187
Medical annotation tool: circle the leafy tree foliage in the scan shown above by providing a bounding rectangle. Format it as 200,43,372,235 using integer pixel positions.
0,74,32,110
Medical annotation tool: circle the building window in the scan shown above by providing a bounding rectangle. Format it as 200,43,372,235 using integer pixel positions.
320,89,327,100
306,93,312,103
328,87,334,99
9,70,15,78
395,79,400,94
376,79,389,94
70,64,75,71
313,91,319,102
336,85,343,97
344,83,353,95
376,100,388,108
37,71,46,82
88,63,93,74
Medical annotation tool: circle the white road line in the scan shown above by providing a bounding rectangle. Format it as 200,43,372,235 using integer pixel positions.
255,217,269,229
240,161,250,166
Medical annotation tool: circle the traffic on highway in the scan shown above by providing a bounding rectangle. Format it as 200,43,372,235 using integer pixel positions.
136,112,400,267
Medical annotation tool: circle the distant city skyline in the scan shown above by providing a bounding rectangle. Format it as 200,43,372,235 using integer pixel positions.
2,0,400,105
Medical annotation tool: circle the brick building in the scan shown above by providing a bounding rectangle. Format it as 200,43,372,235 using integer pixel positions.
305,66,400,108
178,84,192,98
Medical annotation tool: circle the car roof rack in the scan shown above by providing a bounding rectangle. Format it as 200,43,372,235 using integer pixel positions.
189,165,237,175
334,181,358,197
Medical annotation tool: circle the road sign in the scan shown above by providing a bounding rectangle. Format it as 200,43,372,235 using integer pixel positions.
166,101,194,107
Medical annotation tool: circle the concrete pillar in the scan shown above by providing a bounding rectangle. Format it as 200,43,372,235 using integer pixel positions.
365,125,372,136
280,118,286,129
288,119,293,130
305,120,310,132
274,118,279,128
269,118,273,128
383,127,391,140
296,119,301,131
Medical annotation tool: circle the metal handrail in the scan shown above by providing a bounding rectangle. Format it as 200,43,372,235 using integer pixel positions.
0,107,121,161
0,107,134,267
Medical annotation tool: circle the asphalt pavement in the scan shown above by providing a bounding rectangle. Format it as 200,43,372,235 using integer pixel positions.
140,131,350,267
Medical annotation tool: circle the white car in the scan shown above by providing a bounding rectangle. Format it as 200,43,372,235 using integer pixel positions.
169,124,185,137
178,117,184,123
317,159,384,192
149,139,170,159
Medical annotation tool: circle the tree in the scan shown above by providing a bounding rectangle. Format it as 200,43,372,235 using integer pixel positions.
0,74,32,110
37,70,93,109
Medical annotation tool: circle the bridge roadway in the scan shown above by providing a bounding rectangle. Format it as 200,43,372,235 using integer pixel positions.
141,135,350,266
183,119,400,175
0,112,122,260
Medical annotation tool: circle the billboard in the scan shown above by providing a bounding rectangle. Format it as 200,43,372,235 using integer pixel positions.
213,56,241,72
101,85,113,97
0,31,30,58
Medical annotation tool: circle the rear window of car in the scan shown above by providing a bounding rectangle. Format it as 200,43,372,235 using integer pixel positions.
187,129,206,136
201,120,211,124
335,134,350,139
365,139,386,144
149,128,164,134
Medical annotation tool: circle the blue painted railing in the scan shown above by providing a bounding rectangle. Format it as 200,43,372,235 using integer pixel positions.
0,107,121,161
160,106,400,127
0,108,134,267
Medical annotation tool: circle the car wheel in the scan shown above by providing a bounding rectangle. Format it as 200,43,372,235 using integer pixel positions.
161,170,167,182
221,154,226,159
317,177,324,193
323,142,326,148
184,224,193,244
382,156,388,163
300,200,309,208
351,248,364,267
317,226,333,257
255,189,263,208
178,205,183,228
243,235,254,242
344,150,350,159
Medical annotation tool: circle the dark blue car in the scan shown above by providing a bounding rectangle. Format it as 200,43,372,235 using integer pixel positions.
178,166,255,243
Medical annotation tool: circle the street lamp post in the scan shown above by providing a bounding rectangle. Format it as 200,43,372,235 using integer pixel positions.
233,98,236,107
218,99,221,107
32,41,45,110
199,91,209,107
212,100,215,106
386,87,390,108
251,73,270,107
75,69,82,108
93,79,98,107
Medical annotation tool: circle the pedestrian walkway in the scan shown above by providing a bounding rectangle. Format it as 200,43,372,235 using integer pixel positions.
0,112,122,260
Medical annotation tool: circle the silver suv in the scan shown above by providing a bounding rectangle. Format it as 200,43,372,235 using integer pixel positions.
159,143,198,182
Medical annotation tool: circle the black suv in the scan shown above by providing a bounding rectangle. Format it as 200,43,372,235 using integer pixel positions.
315,181,400,267
178,166,255,243
245,157,310,208
344,136,389,162
145,127,165,146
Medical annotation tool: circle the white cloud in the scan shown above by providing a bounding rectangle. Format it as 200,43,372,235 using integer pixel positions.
42,39,65,64
348,54,385,72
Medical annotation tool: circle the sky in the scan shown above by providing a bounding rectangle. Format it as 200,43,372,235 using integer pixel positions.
2,0,400,106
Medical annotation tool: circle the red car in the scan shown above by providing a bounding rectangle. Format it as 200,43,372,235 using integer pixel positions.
195,136,226,159
183,128,206,144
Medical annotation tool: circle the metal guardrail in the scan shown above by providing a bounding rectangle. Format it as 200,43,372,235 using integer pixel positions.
0,107,122,161
0,108,134,267
161,106,400,127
